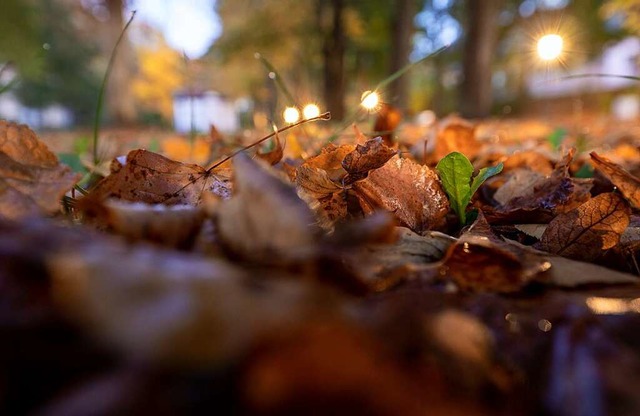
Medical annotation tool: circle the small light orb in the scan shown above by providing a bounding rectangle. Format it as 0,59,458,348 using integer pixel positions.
283,106,300,124
361,90,380,111
302,103,321,119
537,34,563,61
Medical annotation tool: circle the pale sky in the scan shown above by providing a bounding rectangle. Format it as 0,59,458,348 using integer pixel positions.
127,0,221,58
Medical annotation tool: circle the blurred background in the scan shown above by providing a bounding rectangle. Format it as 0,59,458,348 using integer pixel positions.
1,0,639,134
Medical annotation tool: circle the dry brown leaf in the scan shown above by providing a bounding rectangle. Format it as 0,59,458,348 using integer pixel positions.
373,103,402,146
434,117,479,161
440,213,551,292
342,137,396,184
353,156,449,234
256,133,284,166
88,149,231,205
304,143,355,181
216,152,321,264
488,149,592,223
502,239,639,287
537,193,630,261
502,150,554,175
493,169,545,206
591,152,640,209
295,165,342,199
0,121,79,219
49,239,326,367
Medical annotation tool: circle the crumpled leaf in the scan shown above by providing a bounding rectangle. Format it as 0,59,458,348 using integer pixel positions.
88,149,231,205
342,137,396,184
590,152,640,209
216,152,321,264
439,213,551,292
0,121,80,219
434,117,479,161
295,165,343,199
353,155,450,234
488,149,592,223
256,133,284,166
493,169,545,206
537,193,630,261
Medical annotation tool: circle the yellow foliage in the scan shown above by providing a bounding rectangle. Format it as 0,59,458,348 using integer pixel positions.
161,136,211,165
133,38,184,119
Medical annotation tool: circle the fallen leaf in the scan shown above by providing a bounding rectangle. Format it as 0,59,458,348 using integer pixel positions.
373,104,402,146
434,117,479,161
439,213,551,292
590,152,640,209
493,169,545,206
489,149,592,223
215,152,321,264
537,193,630,261
98,200,205,249
0,121,80,219
502,150,554,175
87,149,231,205
256,133,284,166
353,155,450,234
295,165,342,199
342,137,396,184
502,239,639,287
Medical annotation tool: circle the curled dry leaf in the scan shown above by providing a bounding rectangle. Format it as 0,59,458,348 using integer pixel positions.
0,121,80,219
342,137,396,184
537,193,630,261
353,156,450,234
88,149,231,205
216,152,321,264
434,116,479,161
439,213,551,292
489,148,592,223
295,165,342,199
373,103,402,146
590,152,640,209
256,133,284,166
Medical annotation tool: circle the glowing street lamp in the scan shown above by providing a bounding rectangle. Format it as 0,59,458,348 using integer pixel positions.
283,106,300,124
302,103,321,119
360,90,380,111
537,34,563,61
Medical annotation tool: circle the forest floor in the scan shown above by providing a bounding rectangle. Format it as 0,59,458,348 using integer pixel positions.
2,111,640,415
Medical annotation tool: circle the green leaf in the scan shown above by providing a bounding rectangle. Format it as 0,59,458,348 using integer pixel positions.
58,153,85,173
470,162,503,196
547,127,567,150
436,152,474,224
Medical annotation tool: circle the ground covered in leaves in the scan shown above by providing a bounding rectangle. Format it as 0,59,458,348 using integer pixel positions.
2,115,640,415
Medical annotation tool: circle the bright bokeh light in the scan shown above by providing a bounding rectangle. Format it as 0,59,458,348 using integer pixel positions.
537,34,563,61
360,90,380,111
302,103,321,119
283,107,300,124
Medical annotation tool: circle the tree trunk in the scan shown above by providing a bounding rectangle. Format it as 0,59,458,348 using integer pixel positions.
321,0,346,121
460,0,502,118
389,0,415,112
104,0,137,125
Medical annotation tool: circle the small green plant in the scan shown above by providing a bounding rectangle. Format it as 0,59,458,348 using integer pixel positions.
547,127,567,150
436,152,503,225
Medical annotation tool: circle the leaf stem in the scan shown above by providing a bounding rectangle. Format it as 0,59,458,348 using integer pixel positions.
92,10,137,166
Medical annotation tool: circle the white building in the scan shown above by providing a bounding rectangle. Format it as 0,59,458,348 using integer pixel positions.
173,90,239,134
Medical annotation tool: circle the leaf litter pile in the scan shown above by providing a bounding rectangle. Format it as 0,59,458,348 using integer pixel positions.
2,116,640,415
